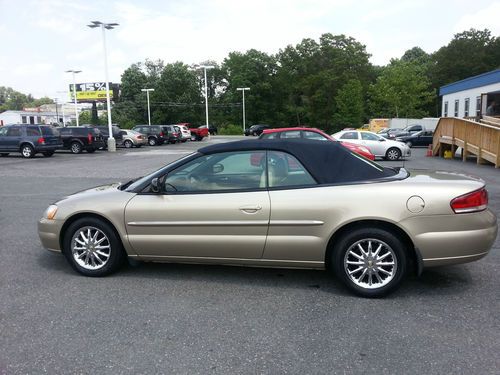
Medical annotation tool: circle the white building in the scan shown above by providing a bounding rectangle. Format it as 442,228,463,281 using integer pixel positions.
440,69,500,119
0,110,77,126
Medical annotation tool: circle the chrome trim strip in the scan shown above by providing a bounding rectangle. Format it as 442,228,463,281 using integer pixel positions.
422,251,489,262
127,220,269,227
269,220,324,226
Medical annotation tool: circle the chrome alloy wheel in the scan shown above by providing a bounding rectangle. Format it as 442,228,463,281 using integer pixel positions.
22,145,33,158
71,226,111,270
343,238,397,289
386,148,400,160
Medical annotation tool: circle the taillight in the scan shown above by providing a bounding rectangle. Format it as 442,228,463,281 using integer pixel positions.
160,132,164,137
450,188,488,214
88,133,93,144
136,135,142,139
37,137,45,145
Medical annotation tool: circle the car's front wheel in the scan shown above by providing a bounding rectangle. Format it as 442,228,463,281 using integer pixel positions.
63,217,125,277
332,227,407,297
385,147,401,161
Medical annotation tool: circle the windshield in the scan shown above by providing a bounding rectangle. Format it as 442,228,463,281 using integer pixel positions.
123,152,197,191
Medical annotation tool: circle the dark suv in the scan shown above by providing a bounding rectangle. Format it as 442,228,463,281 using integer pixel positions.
91,125,125,149
163,125,181,144
0,124,62,158
132,125,170,146
59,126,105,154
244,124,270,136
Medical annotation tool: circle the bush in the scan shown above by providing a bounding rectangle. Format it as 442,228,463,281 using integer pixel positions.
218,124,243,135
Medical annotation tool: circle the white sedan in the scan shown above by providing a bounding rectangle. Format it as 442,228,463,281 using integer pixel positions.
332,130,411,161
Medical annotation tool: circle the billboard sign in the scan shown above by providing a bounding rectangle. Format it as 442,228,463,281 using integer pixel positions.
69,82,114,101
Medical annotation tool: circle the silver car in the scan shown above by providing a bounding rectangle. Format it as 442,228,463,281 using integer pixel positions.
121,129,147,148
38,139,497,297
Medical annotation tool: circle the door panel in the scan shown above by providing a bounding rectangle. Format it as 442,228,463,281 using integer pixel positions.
125,191,270,259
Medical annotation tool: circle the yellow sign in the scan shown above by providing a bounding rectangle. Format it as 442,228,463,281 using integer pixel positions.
71,91,113,101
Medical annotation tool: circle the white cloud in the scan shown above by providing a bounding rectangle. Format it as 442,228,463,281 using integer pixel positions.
453,1,500,34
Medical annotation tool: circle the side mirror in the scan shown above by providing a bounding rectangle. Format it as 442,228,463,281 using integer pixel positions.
151,177,162,193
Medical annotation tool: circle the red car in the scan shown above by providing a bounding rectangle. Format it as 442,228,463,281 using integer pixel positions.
259,127,375,160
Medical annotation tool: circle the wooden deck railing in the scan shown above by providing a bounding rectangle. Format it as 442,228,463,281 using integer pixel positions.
432,117,500,168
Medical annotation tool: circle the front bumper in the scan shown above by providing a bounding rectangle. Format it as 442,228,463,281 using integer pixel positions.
38,218,64,253
401,209,497,267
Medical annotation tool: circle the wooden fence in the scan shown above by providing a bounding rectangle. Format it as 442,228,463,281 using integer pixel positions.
432,117,500,168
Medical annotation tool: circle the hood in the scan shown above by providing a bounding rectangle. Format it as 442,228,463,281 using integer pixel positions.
56,183,122,204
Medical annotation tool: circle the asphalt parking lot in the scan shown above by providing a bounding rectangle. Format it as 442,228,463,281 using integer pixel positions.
1,137,499,374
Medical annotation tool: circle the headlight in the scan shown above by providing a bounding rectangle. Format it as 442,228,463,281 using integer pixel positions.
44,205,58,220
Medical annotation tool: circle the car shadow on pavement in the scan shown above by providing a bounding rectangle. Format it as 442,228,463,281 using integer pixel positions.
37,251,475,298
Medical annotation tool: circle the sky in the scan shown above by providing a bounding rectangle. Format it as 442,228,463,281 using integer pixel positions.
1,0,499,101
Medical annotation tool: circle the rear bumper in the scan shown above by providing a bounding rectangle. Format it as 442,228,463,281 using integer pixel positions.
401,210,498,267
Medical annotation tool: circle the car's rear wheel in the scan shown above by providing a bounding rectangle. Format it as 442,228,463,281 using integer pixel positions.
63,217,125,277
332,228,407,297
124,140,133,148
385,147,401,161
70,142,83,154
43,151,55,157
148,137,157,146
21,144,35,158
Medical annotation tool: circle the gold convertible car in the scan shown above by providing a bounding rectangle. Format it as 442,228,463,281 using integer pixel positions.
38,140,498,297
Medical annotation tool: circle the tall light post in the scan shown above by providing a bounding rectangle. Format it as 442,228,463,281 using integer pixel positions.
87,20,119,152
65,69,81,126
56,91,68,126
141,88,155,125
197,65,214,138
236,87,250,132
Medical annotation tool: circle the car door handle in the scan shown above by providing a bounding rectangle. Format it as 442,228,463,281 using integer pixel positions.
239,205,262,214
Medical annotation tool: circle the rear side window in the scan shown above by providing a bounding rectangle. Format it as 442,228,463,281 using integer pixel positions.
340,132,358,140
26,127,42,136
267,151,316,188
41,127,59,136
304,131,327,141
281,131,301,139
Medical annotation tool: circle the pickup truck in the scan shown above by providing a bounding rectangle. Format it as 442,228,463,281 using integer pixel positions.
188,125,209,141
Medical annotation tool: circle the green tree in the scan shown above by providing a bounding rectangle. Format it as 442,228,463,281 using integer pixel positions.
332,79,364,130
368,59,434,118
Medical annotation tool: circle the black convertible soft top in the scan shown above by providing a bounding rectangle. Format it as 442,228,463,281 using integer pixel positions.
199,139,397,184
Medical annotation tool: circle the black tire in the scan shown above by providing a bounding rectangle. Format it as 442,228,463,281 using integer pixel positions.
70,142,83,154
252,132,257,136
148,137,157,146
331,227,407,298
43,151,55,157
0,153,8,157
124,140,133,148
63,217,125,277
87,148,96,153
196,135,202,141
20,144,35,158
385,147,401,161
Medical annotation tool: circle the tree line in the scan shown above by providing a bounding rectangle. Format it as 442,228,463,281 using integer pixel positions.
1,28,499,133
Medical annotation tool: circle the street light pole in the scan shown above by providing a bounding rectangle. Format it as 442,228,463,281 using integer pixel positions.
88,20,119,152
141,88,155,125
65,70,81,126
198,65,214,138
54,98,59,125
236,87,250,132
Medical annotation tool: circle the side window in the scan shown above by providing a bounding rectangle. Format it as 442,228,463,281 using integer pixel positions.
281,131,301,139
267,151,316,188
260,133,277,139
164,151,266,192
26,127,41,136
340,132,358,140
361,132,380,141
7,127,21,136
303,131,327,141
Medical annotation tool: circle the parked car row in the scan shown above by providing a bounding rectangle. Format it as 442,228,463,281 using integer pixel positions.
0,122,201,158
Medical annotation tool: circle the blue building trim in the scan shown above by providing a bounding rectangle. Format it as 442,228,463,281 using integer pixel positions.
439,69,500,96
